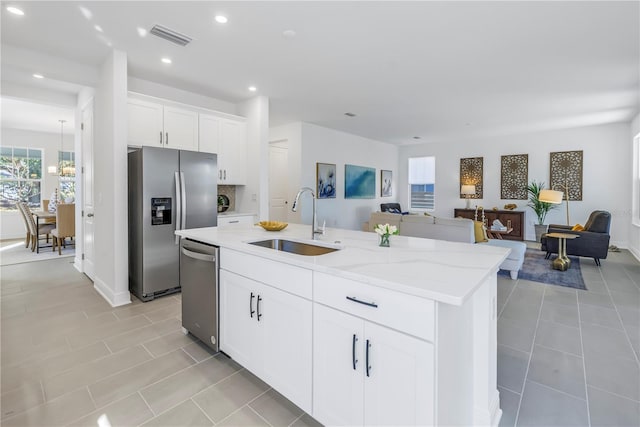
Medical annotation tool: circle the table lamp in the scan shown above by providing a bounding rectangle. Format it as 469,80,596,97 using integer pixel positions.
539,189,569,225
461,184,476,209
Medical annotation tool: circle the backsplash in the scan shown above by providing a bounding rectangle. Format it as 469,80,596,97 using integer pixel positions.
218,185,236,212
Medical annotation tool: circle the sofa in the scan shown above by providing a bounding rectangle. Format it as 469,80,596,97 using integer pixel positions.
367,212,526,279
540,210,611,266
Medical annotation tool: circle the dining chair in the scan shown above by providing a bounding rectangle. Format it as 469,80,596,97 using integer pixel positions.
52,204,75,255
21,202,55,252
16,202,31,248
41,199,57,227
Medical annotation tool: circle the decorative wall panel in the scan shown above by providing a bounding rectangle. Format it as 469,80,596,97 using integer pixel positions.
460,157,483,199
550,150,583,201
500,154,528,200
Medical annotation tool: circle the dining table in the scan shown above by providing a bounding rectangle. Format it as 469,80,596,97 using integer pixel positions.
31,210,56,253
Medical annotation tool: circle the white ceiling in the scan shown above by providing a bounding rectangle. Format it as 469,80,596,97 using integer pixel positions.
1,98,75,134
1,1,638,144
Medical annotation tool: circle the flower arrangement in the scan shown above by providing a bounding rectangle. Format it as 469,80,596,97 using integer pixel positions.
374,223,399,247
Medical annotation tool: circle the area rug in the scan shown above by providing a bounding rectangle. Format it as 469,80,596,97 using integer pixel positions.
0,240,75,266
499,249,587,290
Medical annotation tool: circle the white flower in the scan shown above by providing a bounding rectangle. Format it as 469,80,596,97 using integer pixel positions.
374,223,398,236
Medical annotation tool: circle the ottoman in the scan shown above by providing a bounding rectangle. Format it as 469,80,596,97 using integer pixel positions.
484,239,527,280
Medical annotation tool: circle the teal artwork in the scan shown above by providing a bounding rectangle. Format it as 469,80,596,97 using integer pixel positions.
345,164,375,199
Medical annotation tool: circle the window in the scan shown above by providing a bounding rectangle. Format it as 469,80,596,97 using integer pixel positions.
633,134,640,226
408,156,435,211
0,147,42,211
58,150,76,202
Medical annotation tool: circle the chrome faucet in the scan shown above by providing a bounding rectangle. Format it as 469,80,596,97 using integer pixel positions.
292,187,322,240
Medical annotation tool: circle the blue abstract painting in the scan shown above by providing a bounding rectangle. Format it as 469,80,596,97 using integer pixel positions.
345,164,376,199
316,163,336,199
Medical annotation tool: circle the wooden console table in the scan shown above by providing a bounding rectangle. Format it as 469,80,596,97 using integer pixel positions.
454,208,525,241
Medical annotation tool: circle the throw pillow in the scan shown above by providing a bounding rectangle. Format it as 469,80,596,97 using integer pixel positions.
474,221,488,243
571,224,584,231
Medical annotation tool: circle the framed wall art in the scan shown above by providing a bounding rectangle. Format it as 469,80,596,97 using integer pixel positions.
345,164,375,199
380,170,392,197
500,154,528,200
316,162,336,199
460,157,483,199
550,150,583,201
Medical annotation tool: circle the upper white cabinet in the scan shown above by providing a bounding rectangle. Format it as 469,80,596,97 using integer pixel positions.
199,113,247,185
127,97,198,151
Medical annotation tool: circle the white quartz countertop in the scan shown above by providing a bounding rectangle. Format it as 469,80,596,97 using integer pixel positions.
217,211,255,218
176,224,509,306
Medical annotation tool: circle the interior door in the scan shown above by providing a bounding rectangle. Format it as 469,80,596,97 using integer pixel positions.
269,142,289,222
81,101,95,280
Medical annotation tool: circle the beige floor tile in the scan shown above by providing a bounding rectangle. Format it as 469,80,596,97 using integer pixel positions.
112,296,176,320
249,389,304,427
67,314,152,349
140,354,242,415
1,336,70,369
68,392,154,427
145,303,180,323
143,330,197,357
1,381,44,419
182,341,217,362
89,349,196,408
193,369,270,423
142,399,213,426
218,406,270,427
291,413,324,427
104,324,164,353
2,342,110,392
2,387,95,427
43,345,152,400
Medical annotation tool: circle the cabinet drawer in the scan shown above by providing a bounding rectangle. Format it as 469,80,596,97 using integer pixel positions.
221,248,312,299
218,215,254,227
313,272,434,341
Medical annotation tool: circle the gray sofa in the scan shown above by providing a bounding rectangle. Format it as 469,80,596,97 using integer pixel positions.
367,212,526,279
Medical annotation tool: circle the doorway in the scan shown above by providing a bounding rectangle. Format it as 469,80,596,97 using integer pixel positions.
269,140,289,222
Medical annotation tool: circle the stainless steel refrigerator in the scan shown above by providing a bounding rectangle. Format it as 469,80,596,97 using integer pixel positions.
128,146,217,301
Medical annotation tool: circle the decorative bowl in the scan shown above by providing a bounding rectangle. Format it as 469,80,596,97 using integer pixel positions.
257,221,288,231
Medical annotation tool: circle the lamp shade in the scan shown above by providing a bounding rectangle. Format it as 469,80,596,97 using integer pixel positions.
461,184,476,195
47,165,58,174
539,189,563,204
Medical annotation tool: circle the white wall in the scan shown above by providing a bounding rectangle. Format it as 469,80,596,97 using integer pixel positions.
629,113,640,259
236,96,269,219
298,123,399,231
0,128,73,239
92,50,130,307
128,77,237,115
399,122,632,246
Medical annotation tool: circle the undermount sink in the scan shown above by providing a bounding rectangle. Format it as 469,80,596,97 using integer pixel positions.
249,239,339,256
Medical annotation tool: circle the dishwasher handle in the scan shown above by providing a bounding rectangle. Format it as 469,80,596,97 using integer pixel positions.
181,247,216,263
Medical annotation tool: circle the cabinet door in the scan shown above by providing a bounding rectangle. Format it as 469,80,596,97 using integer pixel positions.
313,304,364,426
219,270,260,372
163,106,198,151
198,113,221,155
127,98,163,147
260,284,312,413
363,322,435,426
220,119,247,185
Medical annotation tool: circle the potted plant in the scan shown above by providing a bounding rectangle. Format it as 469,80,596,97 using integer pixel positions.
527,181,558,242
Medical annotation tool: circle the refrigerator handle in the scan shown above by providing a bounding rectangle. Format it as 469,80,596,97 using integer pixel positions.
175,171,181,245
180,171,187,231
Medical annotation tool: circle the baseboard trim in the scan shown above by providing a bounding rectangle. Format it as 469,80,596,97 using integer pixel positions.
93,276,131,307
474,389,502,427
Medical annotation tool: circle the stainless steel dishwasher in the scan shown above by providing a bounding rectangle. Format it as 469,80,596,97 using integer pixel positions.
180,238,219,352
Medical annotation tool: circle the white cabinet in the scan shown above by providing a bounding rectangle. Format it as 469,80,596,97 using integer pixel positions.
220,269,312,413
313,304,434,426
127,97,198,151
199,113,247,185
217,214,254,227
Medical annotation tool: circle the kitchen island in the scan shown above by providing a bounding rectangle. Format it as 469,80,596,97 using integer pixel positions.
176,223,509,426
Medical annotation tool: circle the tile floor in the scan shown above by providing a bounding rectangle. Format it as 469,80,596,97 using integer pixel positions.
1,247,639,426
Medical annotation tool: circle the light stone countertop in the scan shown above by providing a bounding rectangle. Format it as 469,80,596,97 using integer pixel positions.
217,211,256,217
176,223,509,306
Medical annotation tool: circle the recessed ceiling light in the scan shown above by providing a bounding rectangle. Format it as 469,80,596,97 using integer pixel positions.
137,27,148,37
215,15,228,24
161,57,172,64
248,86,257,92
282,30,296,38
33,73,44,79
94,24,103,33
6,6,24,16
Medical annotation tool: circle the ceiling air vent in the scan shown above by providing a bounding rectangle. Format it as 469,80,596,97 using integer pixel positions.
149,24,192,47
